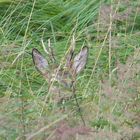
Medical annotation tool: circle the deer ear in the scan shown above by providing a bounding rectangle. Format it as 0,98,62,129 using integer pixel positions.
32,48,49,75
72,46,88,74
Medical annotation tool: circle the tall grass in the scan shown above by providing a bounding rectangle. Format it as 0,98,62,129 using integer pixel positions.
0,0,140,139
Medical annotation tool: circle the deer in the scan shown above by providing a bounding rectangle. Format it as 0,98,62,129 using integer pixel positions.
32,39,88,127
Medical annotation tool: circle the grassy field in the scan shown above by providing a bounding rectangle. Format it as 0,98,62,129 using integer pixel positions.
0,0,140,140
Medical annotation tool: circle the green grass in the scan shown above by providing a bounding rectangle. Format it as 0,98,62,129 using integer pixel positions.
0,0,140,139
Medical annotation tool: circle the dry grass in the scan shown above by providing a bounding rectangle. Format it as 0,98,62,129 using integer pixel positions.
0,1,140,140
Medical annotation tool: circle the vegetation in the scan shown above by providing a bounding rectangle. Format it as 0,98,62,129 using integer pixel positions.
0,0,140,139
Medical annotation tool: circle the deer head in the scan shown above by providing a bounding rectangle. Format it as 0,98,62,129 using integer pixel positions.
32,43,88,103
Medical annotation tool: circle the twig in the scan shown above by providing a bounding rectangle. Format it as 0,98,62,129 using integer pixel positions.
72,81,86,126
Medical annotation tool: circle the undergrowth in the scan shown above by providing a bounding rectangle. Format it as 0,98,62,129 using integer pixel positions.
0,0,140,140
